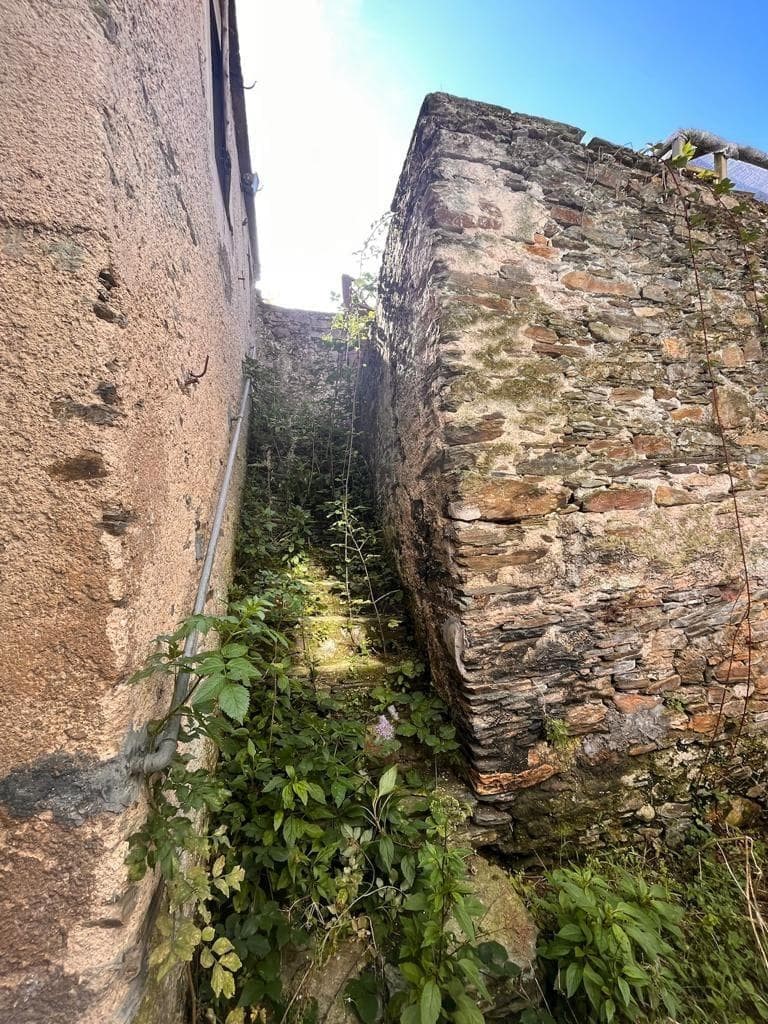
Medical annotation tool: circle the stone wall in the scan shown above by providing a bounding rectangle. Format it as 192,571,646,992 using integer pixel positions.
261,305,339,398
0,3,258,1021
364,93,768,851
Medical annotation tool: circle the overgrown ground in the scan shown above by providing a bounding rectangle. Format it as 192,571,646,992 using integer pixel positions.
128,319,768,1024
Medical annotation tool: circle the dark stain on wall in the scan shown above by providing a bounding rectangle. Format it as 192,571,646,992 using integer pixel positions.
48,452,109,481
0,751,138,825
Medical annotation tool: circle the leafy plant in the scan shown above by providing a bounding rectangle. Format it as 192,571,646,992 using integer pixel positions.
671,840,768,1023
535,865,682,1023
527,842,768,1024
370,661,460,761
543,718,569,750
126,261,503,1023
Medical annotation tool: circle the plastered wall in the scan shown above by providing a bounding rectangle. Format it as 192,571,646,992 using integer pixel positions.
0,2,259,1020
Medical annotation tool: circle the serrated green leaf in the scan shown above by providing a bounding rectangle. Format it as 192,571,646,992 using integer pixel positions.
225,657,259,682
331,780,347,806
197,654,226,675
191,674,225,705
221,643,248,659
293,780,310,805
225,865,244,890
211,962,235,999
218,683,250,722
283,816,303,846
306,782,326,803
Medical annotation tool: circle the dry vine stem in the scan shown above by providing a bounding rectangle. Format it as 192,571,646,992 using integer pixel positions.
663,162,755,772
712,835,768,973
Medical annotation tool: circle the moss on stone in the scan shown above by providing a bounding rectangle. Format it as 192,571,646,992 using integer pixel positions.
487,364,560,404
473,442,519,477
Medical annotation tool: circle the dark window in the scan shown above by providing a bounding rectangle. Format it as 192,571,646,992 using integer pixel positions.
210,0,231,220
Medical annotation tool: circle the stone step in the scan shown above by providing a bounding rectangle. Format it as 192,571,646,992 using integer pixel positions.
293,611,403,670
293,655,398,691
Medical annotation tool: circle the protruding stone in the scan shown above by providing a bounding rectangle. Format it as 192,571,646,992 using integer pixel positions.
633,434,672,456
689,713,721,734
724,796,761,827
670,405,706,422
655,485,694,507
717,385,752,429
582,488,652,512
473,763,558,795
464,479,570,522
562,271,637,297
661,336,688,360
636,803,656,821
550,205,592,227
591,322,632,344
446,412,506,445
564,703,608,734
613,694,661,713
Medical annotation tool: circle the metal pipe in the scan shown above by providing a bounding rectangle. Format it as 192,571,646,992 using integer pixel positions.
658,129,768,172
139,376,252,775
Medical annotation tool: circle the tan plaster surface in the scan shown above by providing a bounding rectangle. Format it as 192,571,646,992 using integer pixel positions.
0,2,259,1020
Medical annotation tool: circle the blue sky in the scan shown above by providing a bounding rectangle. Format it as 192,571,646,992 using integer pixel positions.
238,0,768,309
361,1,768,151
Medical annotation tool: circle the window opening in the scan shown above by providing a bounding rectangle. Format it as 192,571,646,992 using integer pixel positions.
210,0,231,221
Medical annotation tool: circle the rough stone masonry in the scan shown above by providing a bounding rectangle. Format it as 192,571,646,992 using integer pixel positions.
363,93,768,851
